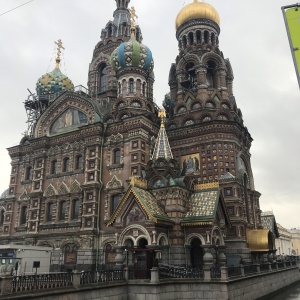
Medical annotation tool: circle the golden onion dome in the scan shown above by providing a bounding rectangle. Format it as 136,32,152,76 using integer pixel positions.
175,0,220,30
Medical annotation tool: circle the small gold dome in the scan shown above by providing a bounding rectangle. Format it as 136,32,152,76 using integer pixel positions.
175,0,220,30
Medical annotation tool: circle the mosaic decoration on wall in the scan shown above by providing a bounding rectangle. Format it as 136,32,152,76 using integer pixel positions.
181,153,200,176
126,205,145,225
50,108,88,134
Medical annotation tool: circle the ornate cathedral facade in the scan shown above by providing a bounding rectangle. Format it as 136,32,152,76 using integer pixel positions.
0,0,268,272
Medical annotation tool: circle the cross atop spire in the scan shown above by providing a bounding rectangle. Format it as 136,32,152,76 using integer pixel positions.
130,6,138,38
54,39,64,69
151,109,173,161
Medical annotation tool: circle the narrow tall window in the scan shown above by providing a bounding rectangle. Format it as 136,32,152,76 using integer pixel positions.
114,149,121,164
51,160,57,174
25,166,32,180
59,201,66,221
75,155,83,170
111,195,120,214
99,65,108,92
129,79,134,93
47,203,53,222
63,157,70,172
72,199,79,220
20,206,27,225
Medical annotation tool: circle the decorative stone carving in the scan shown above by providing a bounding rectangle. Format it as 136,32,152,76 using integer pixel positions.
70,180,81,193
57,182,69,195
43,184,57,197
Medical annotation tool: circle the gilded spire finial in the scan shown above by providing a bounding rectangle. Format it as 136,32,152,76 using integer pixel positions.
158,108,166,128
129,6,138,38
151,108,173,161
54,39,65,69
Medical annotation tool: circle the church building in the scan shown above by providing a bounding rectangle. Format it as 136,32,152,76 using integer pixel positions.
0,0,271,272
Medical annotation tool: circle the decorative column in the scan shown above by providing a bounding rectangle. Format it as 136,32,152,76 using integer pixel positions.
113,246,126,269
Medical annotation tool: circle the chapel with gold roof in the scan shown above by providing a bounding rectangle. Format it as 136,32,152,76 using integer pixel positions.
0,0,275,272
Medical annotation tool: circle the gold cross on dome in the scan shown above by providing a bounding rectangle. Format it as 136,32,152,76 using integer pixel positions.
54,39,65,63
130,6,138,27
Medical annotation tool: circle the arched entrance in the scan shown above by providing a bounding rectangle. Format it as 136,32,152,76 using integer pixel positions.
190,238,204,268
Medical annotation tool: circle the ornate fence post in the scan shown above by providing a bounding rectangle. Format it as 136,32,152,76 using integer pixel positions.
203,246,214,280
124,267,129,280
239,265,245,276
255,263,261,273
73,270,81,288
220,267,228,280
0,275,13,295
150,267,159,283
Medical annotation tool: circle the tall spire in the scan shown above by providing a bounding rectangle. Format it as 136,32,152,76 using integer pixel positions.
151,109,173,161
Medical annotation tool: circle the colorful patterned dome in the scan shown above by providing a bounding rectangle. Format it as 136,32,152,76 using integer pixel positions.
36,66,74,96
110,38,154,73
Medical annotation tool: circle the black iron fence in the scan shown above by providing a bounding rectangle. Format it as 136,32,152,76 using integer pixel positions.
128,269,151,280
12,273,72,292
159,264,204,279
80,270,125,284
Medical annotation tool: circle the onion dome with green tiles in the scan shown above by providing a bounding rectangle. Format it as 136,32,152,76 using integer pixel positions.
36,40,74,96
151,109,173,161
110,38,154,73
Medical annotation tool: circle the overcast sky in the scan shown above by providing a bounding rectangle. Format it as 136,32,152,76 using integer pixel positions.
0,0,299,229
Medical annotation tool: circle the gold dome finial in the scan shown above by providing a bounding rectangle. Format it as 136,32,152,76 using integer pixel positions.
129,6,138,38
54,39,65,69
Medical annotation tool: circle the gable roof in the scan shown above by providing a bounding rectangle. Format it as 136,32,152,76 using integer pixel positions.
181,181,231,227
107,183,173,226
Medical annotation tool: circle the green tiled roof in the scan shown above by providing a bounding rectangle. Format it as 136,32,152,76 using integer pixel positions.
182,188,219,223
132,186,172,223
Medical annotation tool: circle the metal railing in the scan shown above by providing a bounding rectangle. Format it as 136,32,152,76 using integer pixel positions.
128,269,150,280
210,266,221,279
244,264,258,275
12,273,72,292
159,265,204,279
80,270,125,284
228,266,242,278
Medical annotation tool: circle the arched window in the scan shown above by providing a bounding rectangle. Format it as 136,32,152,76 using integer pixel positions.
204,30,209,43
63,157,70,172
20,206,27,225
206,61,217,88
51,160,57,174
188,32,194,45
75,155,83,170
98,65,108,93
184,62,197,88
196,30,201,44
72,199,80,220
59,201,66,221
47,203,53,222
25,166,32,180
129,79,134,93
142,82,146,95
114,149,121,164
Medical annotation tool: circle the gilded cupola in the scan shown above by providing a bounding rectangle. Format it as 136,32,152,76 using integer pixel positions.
175,0,220,30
